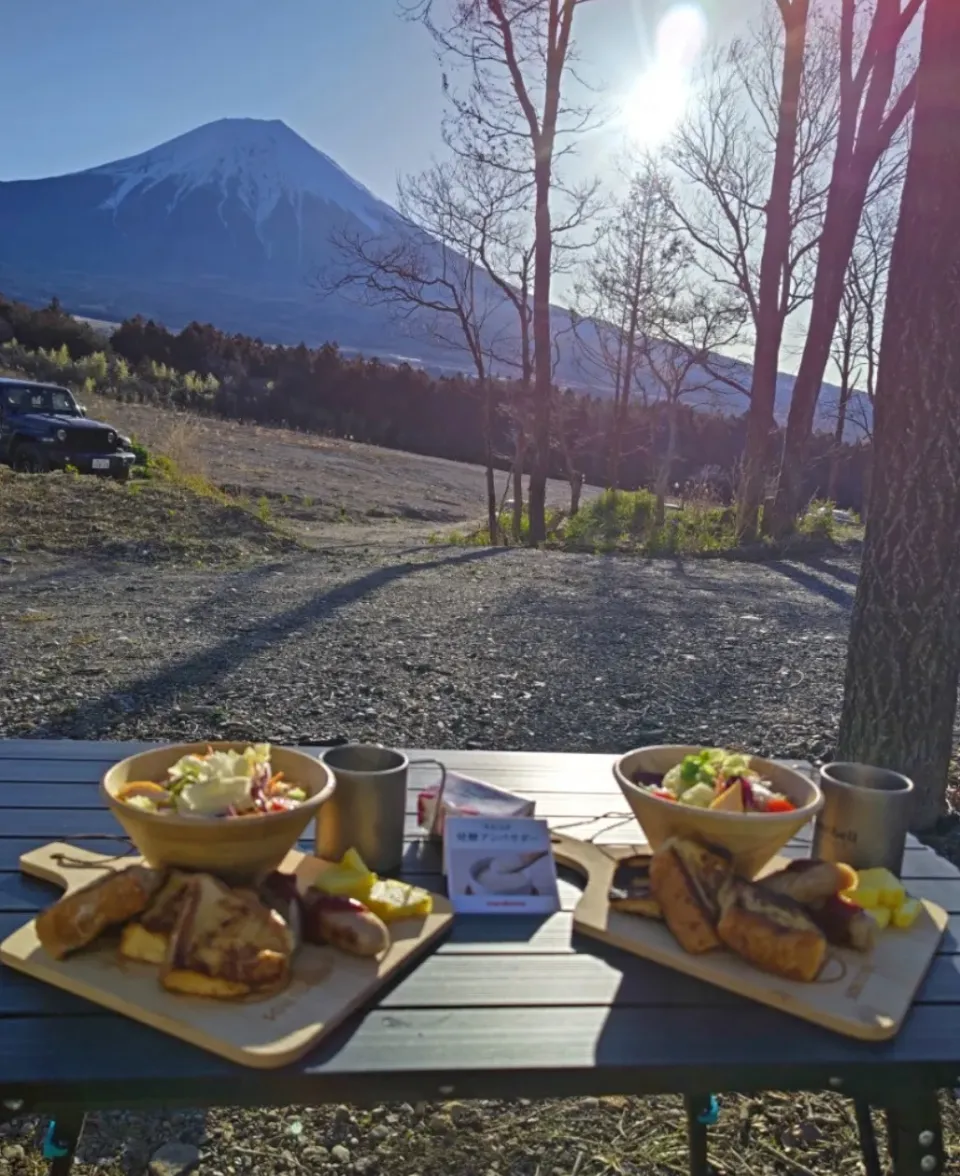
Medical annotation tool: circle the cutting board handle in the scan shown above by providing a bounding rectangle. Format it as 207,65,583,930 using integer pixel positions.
550,833,652,924
19,843,139,894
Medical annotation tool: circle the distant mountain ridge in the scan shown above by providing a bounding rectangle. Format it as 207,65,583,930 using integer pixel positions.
0,117,863,434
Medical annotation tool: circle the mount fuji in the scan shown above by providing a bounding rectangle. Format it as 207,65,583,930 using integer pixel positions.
0,118,451,362
0,117,852,429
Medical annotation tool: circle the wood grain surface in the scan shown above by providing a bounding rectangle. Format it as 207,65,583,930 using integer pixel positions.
0,843,453,1069
551,833,948,1041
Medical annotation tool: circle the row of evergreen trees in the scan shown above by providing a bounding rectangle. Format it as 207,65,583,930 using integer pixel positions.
0,294,870,509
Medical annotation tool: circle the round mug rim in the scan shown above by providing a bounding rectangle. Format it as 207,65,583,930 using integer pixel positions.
320,742,409,776
819,761,914,795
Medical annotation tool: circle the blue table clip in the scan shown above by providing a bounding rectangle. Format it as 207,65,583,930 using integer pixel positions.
43,1121,71,1159
698,1095,720,1126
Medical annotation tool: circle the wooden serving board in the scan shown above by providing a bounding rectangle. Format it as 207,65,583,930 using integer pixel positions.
551,833,947,1041
0,843,454,1069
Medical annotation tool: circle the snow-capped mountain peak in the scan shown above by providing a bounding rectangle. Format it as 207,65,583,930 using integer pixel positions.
85,117,387,231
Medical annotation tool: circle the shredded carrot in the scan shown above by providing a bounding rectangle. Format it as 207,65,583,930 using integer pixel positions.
267,771,285,793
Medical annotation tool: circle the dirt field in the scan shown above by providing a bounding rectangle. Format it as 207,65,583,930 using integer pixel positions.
83,393,591,543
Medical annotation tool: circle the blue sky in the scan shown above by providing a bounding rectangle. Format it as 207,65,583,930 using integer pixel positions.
0,1,750,200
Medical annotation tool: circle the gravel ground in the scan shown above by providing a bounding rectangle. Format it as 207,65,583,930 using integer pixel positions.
0,544,857,756
4,1093,958,1176
6,538,959,1176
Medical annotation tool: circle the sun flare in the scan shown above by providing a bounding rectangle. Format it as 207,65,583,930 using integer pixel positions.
623,65,691,148
622,3,707,148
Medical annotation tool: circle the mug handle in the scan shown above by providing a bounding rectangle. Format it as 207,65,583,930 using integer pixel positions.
408,757,447,795
408,758,447,836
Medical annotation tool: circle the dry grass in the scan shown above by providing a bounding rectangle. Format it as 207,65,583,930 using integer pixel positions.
0,468,298,565
85,393,209,480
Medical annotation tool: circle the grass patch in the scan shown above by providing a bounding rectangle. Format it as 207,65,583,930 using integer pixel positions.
0,466,299,565
797,498,836,542
562,490,742,556
440,490,844,559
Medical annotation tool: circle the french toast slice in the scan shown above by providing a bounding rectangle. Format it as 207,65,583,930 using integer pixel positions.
649,838,732,954
120,870,194,965
36,866,165,960
160,874,295,999
717,878,827,982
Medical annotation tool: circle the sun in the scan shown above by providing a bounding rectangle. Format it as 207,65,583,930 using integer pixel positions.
621,3,708,148
622,64,691,148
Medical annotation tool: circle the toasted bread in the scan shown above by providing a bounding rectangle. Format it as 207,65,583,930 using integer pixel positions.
608,855,663,920
120,870,195,964
36,866,165,960
761,860,858,907
717,878,826,982
650,838,732,954
119,921,169,965
161,874,294,999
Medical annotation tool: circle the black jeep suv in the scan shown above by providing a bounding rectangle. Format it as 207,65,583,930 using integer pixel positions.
0,378,136,480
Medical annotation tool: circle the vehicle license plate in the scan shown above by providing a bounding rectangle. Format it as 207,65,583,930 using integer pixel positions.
92,459,110,470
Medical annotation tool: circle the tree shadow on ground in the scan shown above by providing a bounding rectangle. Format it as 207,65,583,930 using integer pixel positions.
799,555,860,588
482,553,851,754
47,548,507,736
765,561,855,610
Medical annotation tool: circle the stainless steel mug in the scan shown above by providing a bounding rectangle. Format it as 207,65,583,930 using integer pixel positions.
812,761,915,874
316,744,443,873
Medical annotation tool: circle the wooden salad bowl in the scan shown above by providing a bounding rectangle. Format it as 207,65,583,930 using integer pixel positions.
102,742,336,885
614,745,823,878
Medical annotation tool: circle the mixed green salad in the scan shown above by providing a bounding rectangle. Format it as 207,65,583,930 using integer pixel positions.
116,744,309,817
635,748,797,813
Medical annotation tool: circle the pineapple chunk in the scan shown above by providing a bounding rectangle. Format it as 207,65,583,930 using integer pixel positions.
314,848,376,899
866,906,891,931
892,897,922,929
856,868,906,910
341,847,371,875
364,878,434,923
845,881,881,910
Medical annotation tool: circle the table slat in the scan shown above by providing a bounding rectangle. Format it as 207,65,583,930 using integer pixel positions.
4,943,960,1018
2,1004,960,1108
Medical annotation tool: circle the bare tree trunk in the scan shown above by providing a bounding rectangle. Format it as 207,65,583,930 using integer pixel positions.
570,470,583,516
838,0,960,832
769,194,870,534
512,429,525,541
655,402,679,527
827,375,851,504
528,157,555,544
737,0,810,542
860,446,872,525
606,417,622,490
768,0,918,537
483,379,499,544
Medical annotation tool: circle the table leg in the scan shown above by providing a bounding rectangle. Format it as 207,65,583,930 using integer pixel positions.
684,1095,716,1176
43,1110,85,1176
853,1099,883,1176
884,1089,944,1176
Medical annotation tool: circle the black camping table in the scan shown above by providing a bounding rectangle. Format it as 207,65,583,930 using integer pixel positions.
1,740,957,1175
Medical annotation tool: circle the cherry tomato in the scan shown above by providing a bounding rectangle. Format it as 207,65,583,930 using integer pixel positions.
651,788,677,802
268,797,297,812
765,797,796,813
